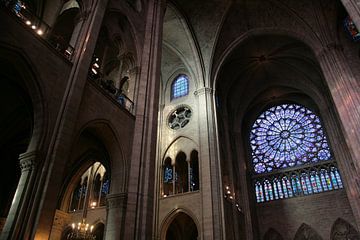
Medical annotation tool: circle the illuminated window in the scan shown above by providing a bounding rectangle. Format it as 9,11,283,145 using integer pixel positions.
171,75,189,99
250,104,343,203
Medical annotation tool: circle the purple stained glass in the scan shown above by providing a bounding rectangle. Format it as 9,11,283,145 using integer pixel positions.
250,104,332,174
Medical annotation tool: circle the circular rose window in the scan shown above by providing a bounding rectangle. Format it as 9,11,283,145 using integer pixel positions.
168,106,192,130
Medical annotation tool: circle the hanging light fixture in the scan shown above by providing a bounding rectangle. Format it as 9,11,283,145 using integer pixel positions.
66,218,95,240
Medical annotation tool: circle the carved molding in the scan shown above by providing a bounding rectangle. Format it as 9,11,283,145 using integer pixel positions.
19,151,38,171
194,87,213,96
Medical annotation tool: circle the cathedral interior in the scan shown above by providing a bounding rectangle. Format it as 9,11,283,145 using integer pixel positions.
1,0,360,239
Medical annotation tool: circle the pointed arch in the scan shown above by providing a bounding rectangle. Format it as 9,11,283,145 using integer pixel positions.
264,228,284,240
294,223,322,240
163,136,198,163
162,3,204,90
160,208,200,240
331,218,360,240
0,43,46,151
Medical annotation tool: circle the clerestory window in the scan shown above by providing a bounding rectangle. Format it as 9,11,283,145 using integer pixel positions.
171,74,189,100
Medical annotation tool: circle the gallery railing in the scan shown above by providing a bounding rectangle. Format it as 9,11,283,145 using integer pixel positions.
2,0,75,60
88,72,134,114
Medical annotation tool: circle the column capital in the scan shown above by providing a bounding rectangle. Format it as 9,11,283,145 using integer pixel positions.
194,87,213,96
106,193,127,209
19,151,38,171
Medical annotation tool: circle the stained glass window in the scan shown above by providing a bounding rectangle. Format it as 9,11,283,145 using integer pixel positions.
255,181,264,203
101,179,110,195
334,168,343,188
254,166,343,202
164,166,173,183
171,75,189,99
344,16,360,42
250,104,332,174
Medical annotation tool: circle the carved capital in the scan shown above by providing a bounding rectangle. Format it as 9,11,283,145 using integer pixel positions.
106,193,127,210
194,87,213,96
19,151,38,171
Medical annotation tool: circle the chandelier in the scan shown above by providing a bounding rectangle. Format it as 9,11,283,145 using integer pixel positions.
67,219,96,240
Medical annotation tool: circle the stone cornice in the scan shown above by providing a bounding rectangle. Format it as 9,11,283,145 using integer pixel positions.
194,87,213,96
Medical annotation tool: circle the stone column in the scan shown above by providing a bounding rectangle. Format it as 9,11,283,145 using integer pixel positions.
316,44,360,226
195,87,225,240
187,159,191,191
49,209,70,240
0,151,38,240
122,0,164,239
30,0,110,239
104,193,127,240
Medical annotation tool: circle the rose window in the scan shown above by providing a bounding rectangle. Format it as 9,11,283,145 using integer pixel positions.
250,104,332,174
168,106,192,130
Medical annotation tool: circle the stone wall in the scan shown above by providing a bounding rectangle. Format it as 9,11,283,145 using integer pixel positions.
256,189,356,239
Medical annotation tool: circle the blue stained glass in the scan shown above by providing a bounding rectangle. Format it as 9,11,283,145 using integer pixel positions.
301,174,308,195
264,181,270,201
171,75,189,99
324,170,333,190
315,174,323,192
334,169,343,188
250,104,332,174
282,177,289,198
305,174,312,194
13,1,22,14
320,171,328,191
330,172,339,189
296,176,302,195
164,167,173,183
344,16,360,42
255,182,261,202
286,177,293,197
310,174,318,193
291,176,301,195
101,179,110,194
276,180,284,199
273,180,279,199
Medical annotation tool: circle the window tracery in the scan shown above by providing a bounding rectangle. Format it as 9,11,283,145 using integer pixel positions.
171,74,189,100
69,162,110,211
251,104,343,203
162,150,199,197
250,104,331,174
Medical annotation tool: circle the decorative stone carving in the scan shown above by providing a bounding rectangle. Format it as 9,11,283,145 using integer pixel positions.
168,106,192,130
19,151,37,171
294,223,323,240
194,87,213,96
331,218,360,240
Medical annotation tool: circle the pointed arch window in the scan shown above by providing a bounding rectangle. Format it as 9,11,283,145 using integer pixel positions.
171,74,189,100
250,104,344,203
162,150,199,197
69,162,110,211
